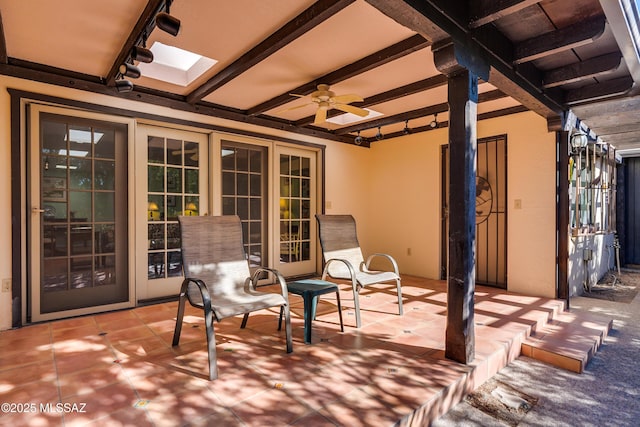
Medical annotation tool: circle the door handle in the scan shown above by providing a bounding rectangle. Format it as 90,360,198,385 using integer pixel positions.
32,207,45,213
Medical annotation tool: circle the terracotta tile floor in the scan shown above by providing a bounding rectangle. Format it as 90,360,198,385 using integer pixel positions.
0,276,585,426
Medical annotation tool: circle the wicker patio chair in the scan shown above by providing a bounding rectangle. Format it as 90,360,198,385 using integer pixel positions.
172,215,292,380
315,214,403,328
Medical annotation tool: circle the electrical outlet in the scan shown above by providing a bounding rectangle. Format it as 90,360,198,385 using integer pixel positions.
2,278,10,293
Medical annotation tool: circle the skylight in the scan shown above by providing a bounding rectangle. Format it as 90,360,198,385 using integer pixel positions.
66,130,103,144
138,42,218,87
325,108,383,125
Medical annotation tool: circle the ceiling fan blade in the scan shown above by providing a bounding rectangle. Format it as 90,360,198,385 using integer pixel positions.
334,103,370,117
314,107,328,125
276,102,313,113
331,93,363,104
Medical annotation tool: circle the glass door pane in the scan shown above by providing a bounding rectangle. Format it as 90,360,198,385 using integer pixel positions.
137,125,208,300
221,142,266,268
275,146,317,277
31,110,131,320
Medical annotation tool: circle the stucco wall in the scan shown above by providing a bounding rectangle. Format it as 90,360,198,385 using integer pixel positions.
366,127,445,279
366,111,558,298
0,75,561,330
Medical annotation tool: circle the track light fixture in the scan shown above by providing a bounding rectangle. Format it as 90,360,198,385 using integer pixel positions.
119,63,141,79
132,31,154,63
156,0,181,36
354,131,363,145
375,126,384,141
403,120,412,135
132,45,154,63
115,79,134,93
429,113,439,129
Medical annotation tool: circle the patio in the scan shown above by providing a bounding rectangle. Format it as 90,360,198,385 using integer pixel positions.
0,276,612,426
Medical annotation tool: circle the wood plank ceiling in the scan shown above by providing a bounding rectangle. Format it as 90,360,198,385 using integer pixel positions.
1,0,639,152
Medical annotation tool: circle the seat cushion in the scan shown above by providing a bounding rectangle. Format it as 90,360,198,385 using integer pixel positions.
355,270,399,286
212,291,286,319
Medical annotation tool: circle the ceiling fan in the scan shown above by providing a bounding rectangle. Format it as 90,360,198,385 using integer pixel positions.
286,84,369,125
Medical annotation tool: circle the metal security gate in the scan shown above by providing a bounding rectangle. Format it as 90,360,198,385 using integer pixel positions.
441,135,507,288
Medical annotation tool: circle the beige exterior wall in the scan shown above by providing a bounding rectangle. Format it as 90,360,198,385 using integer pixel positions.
365,111,557,298
0,75,558,330
480,112,557,298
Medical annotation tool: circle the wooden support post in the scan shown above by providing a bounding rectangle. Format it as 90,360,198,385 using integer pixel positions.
433,38,487,365
445,69,478,364
557,130,570,309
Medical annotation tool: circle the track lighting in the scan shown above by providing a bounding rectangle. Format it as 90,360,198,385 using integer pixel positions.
132,45,154,63
156,0,181,36
115,79,134,93
119,63,141,79
429,113,439,129
354,131,363,145
403,120,412,135
375,126,384,141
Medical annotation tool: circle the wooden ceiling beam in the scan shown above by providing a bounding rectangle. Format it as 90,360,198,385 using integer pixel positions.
565,76,633,105
293,74,448,126
514,15,606,64
469,0,542,29
105,0,165,86
0,60,353,144
381,105,528,139
543,52,623,88
366,0,563,117
0,10,7,64
186,0,355,104
246,34,430,116
335,88,507,134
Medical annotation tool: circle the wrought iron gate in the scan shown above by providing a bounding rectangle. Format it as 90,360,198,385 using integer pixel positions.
441,135,507,288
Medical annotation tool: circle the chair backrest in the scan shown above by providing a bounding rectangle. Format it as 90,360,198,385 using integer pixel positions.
316,214,365,278
178,215,251,296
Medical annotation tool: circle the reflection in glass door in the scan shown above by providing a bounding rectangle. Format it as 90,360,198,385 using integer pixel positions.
30,110,131,320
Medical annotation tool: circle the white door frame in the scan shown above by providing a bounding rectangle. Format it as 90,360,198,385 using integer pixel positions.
135,124,210,301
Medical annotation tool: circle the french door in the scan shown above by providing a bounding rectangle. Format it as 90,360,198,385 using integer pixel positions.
29,105,135,321
274,146,317,277
217,139,318,278
135,125,209,301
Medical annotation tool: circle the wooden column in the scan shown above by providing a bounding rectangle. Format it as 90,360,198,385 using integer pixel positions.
434,39,486,364
556,130,570,310
445,68,478,364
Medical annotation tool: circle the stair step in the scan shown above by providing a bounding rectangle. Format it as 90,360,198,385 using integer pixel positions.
521,311,613,373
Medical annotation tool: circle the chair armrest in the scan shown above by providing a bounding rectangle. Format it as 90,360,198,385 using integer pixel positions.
251,267,290,304
364,253,400,275
181,277,213,312
322,258,359,291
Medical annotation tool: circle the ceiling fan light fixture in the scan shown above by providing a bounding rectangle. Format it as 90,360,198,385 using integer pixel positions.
119,63,141,79
115,79,134,93
132,45,154,63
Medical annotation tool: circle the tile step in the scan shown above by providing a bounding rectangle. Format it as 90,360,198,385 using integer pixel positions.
521,311,613,373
